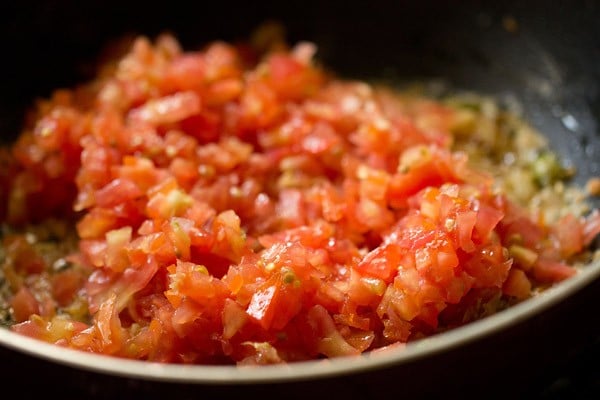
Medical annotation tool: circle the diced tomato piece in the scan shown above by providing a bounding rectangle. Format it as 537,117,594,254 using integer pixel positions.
246,283,278,330
10,287,40,323
222,298,248,339
51,268,86,307
166,260,229,308
463,242,512,288
95,178,143,208
247,274,304,331
356,243,401,282
128,91,202,126
473,202,504,243
302,305,360,358
163,53,207,91
532,259,577,283
551,213,584,259
266,53,323,100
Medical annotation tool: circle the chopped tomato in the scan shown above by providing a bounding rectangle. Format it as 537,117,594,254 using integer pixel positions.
1,31,597,367
10,287,40,323
531,259,576,283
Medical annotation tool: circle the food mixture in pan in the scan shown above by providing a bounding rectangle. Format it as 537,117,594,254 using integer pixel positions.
1,29,599,365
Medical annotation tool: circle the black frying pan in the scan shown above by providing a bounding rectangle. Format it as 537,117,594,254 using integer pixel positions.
0,0,599,398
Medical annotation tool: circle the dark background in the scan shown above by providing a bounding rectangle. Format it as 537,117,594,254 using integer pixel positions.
0,0,599,398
